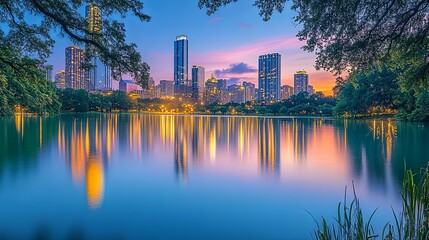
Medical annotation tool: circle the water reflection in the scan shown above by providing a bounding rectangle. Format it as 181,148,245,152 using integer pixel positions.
1,114,429,208
57,117,107,208
0,114,429,187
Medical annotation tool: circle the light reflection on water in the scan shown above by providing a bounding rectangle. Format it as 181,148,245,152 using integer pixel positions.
0,114,428,239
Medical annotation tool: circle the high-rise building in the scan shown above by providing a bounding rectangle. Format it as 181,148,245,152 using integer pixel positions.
258,53,281,101
159,80,174,97
243,81,256,102
227,84,245,103
174,35,189,88
307,85,315,95
86,3,101,34
65,46,87,89
280,85,294,99
119,80,138,93
205,74,221,104
55,70,66,89
217,79,228,104
294,70,309,94
192,66,205,101
86,4,111,91
44,65,53,82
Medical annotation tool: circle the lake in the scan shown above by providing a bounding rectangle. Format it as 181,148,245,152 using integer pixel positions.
0,114,428,239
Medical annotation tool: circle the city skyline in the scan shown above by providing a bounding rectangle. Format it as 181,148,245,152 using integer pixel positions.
46,0,337,95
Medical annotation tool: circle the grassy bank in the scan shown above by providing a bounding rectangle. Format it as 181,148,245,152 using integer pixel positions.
313,166,429,239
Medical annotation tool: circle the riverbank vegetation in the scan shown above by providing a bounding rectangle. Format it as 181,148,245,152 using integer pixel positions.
313,166,429,240
0,0,151,117
55,88,336,116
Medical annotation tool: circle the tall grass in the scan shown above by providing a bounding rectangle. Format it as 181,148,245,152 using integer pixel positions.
313,166,429,240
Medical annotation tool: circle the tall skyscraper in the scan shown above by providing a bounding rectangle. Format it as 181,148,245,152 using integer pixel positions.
55,70,66,89
294,70,309,94
86,3,101,33
192,66,205,101
86,3,111,91
258,53,281,101
65,46,87,89
174,35,189,88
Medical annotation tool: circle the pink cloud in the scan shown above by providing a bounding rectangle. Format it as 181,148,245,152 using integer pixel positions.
239,22,253,29
208,17,223,24
193,36,303,65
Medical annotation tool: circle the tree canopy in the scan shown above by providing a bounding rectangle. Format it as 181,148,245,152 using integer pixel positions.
1,0,151,86
199,0,429,86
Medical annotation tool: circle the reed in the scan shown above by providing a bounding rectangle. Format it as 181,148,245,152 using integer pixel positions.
313,166,429,240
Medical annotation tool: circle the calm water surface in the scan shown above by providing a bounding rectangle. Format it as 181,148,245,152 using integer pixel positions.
0,114,428,239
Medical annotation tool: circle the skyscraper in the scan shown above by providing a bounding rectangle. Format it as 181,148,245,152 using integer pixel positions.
55,70,66,89
294,70,309,94
65,46,87,89
258,53,281,101
192,66,205,101
86,3,101,34
86,3,111,91
174,35,189,90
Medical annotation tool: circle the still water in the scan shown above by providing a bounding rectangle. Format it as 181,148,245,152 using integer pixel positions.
0,114,428,239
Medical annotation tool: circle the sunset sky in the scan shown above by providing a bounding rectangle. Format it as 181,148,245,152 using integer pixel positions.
47,0,337,95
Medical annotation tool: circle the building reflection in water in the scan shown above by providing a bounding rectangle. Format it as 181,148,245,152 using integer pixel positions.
51,114,413,204
258,118,280,177
57,116,113,209
174,117,188,182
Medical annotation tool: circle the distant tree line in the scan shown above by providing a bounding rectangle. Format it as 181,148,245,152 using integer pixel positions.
55,88,336,116
57,89,133,112
199,92,335,116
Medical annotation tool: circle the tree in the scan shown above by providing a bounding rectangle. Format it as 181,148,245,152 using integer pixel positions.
57,88,90,112
199,0,429,89
0,1,151,116
333,67,400,117
1,0,151,87
0,54,60,115
109,91,132,111
198,0,287,21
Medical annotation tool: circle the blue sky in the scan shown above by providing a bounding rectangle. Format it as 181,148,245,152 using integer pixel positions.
47,0,336,94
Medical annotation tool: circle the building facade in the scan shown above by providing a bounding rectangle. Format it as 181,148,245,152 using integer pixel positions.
227,84,245,103
86,4,111,91
174,35,189,94
119,80,138,93
242,81,256,102
307,85,315,95
280,85,294,99
205,74,221,104
294,70,309,94
65,46,87,90
192,66,205,101
258,53,281,101
55,70,66,89
159,80,174,97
